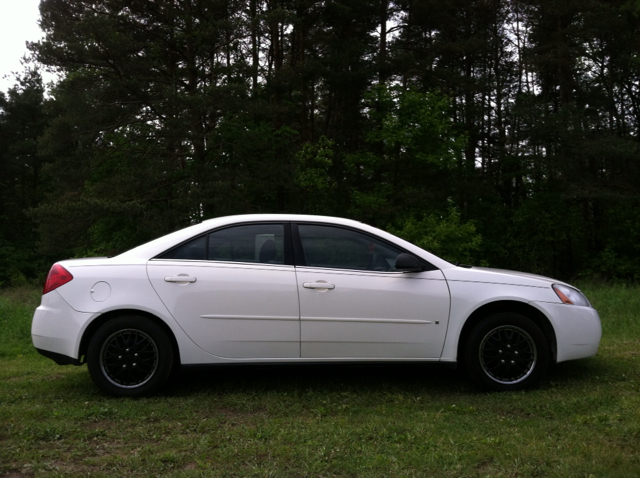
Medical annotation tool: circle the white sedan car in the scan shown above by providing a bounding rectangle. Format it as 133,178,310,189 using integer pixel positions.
32,214,601,396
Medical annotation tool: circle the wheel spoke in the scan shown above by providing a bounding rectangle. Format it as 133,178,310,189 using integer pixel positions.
100,329,159,388
479,325,537,385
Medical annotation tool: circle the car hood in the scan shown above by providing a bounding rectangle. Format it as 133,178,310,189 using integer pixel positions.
441,266,570,289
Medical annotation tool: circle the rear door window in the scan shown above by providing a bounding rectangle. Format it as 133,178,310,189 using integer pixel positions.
159,224,286,264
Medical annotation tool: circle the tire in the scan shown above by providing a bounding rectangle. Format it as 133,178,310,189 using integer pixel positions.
87,316,174,397
465,313,549,391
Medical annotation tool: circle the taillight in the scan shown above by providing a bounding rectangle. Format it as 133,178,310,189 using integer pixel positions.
43,264,74,294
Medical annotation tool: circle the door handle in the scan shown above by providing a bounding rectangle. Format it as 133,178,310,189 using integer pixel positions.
164,276,197,283
303,282,335,290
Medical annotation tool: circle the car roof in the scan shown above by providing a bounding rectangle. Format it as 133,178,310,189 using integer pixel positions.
116,214,454,269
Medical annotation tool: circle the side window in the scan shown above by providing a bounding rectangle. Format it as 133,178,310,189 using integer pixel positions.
159,224,286,264
209,224,285,264
298,224,404,271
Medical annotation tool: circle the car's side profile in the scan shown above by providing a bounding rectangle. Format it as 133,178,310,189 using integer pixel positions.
32,214,602,396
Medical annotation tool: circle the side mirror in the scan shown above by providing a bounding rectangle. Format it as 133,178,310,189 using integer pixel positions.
395,253,423,272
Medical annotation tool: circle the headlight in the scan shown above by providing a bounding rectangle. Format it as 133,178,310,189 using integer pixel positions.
552,284,591,307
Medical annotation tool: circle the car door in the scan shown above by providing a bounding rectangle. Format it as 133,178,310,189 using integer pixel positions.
147,223,300,359
294,223,451,359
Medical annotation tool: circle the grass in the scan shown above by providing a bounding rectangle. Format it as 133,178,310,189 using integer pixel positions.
1,284,639,477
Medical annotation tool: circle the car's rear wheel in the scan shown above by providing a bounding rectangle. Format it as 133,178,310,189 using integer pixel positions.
87,316,173,397
466,313,549,391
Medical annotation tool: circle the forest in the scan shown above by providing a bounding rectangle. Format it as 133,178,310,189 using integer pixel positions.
2,0,640,285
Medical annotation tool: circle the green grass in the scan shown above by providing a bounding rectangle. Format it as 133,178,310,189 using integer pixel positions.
1,285,639,477
0,286,41,358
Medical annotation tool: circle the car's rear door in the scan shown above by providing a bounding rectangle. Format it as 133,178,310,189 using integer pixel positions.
147,223,300,358
294,223,450,359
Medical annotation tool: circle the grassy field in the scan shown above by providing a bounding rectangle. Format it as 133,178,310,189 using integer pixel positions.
1,285,639,477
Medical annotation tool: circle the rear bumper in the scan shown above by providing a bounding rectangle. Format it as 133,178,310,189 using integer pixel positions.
31,291,92,362
35,348,82,366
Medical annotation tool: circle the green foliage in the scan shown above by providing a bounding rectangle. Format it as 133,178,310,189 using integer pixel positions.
208,118,299,216
578,199,640,282
0,70,52,285
368,86,465,169
342,86,466,227
391,207,483,265
0,0,639,281
295,136,337,214
296,136,335,190
583,245,640,284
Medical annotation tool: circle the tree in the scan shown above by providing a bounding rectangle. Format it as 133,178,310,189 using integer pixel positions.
13,0,640,280
0,69,51,284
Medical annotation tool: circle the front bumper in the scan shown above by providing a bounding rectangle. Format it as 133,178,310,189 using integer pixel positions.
532,301,602,362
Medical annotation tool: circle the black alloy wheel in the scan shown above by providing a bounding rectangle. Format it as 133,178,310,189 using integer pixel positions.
87,316,174,397
466,313,549,391
478,325,536,384
99,328,159,388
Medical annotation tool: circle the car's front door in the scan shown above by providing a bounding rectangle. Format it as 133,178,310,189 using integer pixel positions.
294,224,451,359
147,223,300,358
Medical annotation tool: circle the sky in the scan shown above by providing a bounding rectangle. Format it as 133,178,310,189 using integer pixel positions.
0,0,50,93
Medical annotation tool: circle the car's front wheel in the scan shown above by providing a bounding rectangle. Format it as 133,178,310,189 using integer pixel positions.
466,313,549,391
87,316,174,397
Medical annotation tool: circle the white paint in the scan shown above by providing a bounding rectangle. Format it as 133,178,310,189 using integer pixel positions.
31,214,603,393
